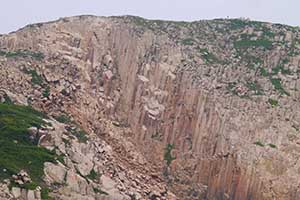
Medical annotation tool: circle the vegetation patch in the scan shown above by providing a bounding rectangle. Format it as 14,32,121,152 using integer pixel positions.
62,138,71,146
9,181,39,190
229,19,264,30
268,98,279,107
70,129,88,143
258,63,290,96
234,39,273,49
270,78,289,96
0,103,56,195
23,69,44,86
229,19,250,29
0,49,44,60
182,38,195,46
86,169,100,180
54,114,71,124
127,16,150,28
55,114,88,143
244,55,262,69
254,141,265,147
259,67,269,77
3,94,12,104
198,48,220,63
268,143,277,148
226,82,239,96
246,81,264,95
41,188,54,200
93,187,108,195
262,29,276,38
271,64,292,75
42,87,50,98
164,144,176,166
125,16,189,32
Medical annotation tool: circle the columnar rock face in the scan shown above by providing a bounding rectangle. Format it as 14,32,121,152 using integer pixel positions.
1,15,300,199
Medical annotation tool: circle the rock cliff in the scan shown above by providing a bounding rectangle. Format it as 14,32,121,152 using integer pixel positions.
1,15,300,200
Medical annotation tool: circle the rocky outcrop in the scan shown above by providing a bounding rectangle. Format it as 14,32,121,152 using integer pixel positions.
1,15,300,199
0,182,41,200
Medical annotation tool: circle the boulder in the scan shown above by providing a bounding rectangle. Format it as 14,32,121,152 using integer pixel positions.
103,54,113,67
65,170,90,194
100,175,126,199
27,190,35,200
103,70,113,80
11,187,21,198
28,127,38,139
44,162,67,184
0,90,28,105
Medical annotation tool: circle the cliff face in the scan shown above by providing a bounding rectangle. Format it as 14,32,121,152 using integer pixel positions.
1,15,300,200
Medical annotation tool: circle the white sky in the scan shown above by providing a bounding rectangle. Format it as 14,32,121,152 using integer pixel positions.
1,0,299,33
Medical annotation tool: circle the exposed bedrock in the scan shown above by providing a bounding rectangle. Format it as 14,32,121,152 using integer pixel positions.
1,15,300,199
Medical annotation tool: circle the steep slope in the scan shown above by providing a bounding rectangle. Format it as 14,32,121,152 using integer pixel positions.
0,15,300,200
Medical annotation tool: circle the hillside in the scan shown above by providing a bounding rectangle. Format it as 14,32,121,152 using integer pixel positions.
0,15,300,200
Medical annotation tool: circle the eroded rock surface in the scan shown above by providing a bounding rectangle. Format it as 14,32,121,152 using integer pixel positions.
1,15,300,199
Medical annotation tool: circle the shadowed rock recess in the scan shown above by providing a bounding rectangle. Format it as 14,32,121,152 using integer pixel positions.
0,15,300,200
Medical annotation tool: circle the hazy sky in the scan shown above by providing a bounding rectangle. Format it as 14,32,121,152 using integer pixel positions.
1,0,299,33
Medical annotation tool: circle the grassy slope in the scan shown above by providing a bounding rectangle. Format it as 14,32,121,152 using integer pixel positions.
0,103,56,195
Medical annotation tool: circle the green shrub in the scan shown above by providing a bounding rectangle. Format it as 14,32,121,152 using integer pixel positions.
71,129,88,143
31,71,43,85
270,78,289,95
259,67,269,77
164,144,176,166
93,187,108,195
0,51,6,56
268,98,279,107
41,188,54,200
22,182,39,190
254,141,265,147
54,153,66,165
62,138,70,146
42,87,50,98
23,69,44,86
54,114,71,124
55,115,88,143
86,169,99,180
268,143,277,148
